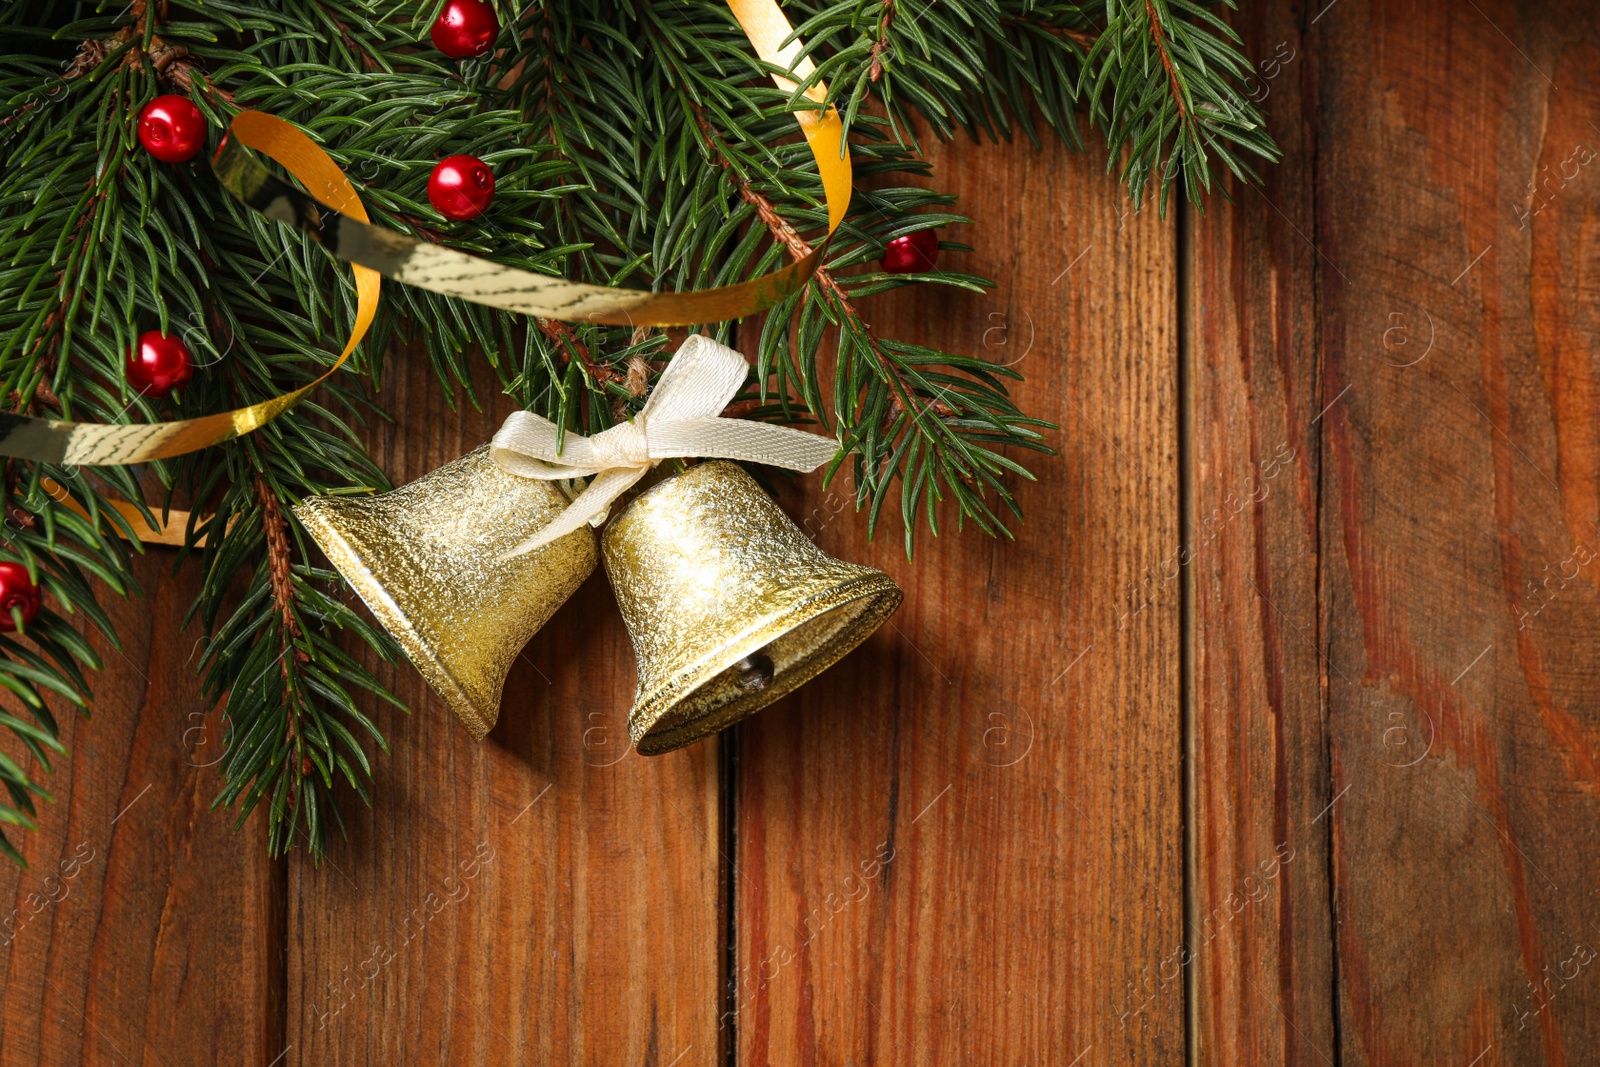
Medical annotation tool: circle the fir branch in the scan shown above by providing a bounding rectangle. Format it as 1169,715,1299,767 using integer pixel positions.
1080,0,1279,209
0,472,133,868
690,104,940,423
0,0,1278,862
723,142,950,424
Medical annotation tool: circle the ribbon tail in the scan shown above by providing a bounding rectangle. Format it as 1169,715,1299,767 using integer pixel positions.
502,467,644,559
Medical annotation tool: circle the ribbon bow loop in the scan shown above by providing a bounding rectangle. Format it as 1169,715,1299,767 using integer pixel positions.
491,335,838,557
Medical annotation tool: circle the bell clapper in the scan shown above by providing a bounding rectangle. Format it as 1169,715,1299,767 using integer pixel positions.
734,652,776,693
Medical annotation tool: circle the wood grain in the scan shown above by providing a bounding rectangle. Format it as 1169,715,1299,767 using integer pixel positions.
13,7,1600,1063
1317,1,1600,1063
284,348,724,1067
1186,4,1338,1065
0,555,281,1067
734,133,1184,1063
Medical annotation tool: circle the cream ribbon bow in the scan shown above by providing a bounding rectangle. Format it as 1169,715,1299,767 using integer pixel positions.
492,335,840,557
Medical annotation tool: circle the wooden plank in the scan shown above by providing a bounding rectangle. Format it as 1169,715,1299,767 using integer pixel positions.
287,347,723,1066
734,135,1183,1061
1185,5,1338,1065
1317,2,1600,1063
0,554,281,1066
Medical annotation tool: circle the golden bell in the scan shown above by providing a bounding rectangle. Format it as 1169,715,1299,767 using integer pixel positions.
295,446,597,739
603,461,902,755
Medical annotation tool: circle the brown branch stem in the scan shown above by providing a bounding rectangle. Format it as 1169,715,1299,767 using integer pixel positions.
254,476,303,684
868,0,899,82
254,470,307,798
1144,1,1188,123
689,108,953,422
1001,16,1099,51
536,318,623,385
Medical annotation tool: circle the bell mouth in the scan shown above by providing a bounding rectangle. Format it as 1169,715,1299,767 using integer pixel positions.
629,572,903,755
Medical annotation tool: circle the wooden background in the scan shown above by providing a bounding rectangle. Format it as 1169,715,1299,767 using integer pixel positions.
4,0,1600,1063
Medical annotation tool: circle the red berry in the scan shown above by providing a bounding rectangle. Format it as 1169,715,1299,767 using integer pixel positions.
0,562,42,632
430,0,499,59
128,331,195,398
136,95,207,163
881,229,940,273
427,155,495,221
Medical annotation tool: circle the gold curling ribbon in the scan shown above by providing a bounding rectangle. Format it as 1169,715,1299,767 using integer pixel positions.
36,478,198,547
0,0,847,476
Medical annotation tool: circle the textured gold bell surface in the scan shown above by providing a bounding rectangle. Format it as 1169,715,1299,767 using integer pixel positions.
603,460,903,755
295,446,597,740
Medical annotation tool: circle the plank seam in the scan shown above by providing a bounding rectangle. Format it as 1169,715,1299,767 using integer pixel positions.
1303,4,1346,1063
1177,189,1200,1067
720,727,739,1067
